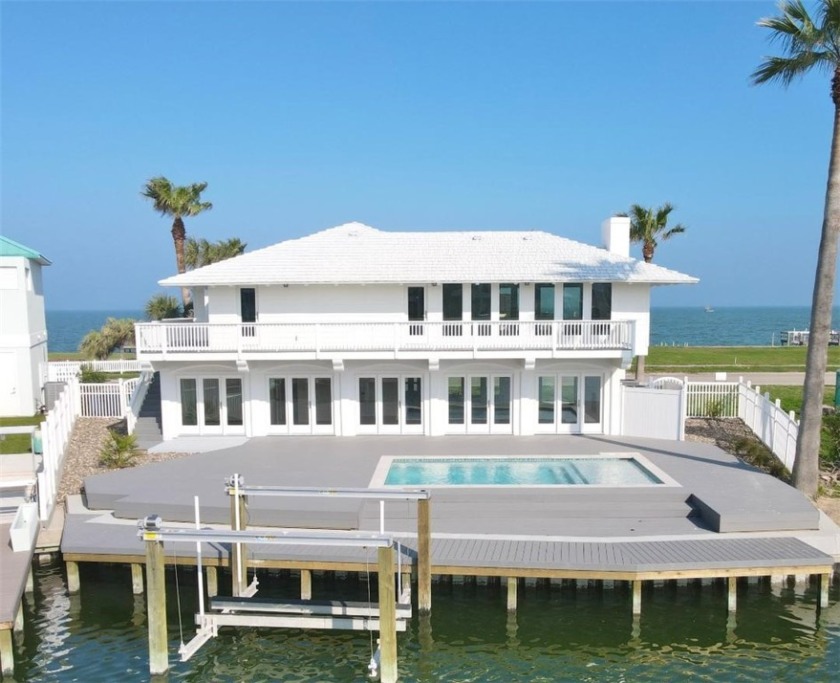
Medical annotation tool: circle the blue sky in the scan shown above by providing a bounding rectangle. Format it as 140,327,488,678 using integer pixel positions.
0,0,832,310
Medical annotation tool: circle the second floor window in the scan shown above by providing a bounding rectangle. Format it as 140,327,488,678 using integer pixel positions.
471,283,491,321
592,283,612,320
535,284,555,320
499,283,519,320
443,284,462,320
563,283,583,320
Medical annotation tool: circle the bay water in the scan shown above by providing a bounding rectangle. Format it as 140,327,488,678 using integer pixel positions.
45,306,839,352
15,560,840,682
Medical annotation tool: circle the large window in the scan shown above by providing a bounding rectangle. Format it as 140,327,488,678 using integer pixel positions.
226,378,243,426
563,283,583,320
591,283,612,320
471,284,491,321
535,284,555,320
408,287,425,321
499,284,519,320
443,284,463,320
314,379,332,425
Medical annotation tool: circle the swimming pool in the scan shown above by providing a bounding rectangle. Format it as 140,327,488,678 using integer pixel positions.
371,455,672,488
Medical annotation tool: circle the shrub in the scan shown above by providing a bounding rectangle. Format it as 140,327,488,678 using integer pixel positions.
732,436,788,480
820,413,840,467
704,398,726,419
99,429,140,469
79,364,108,383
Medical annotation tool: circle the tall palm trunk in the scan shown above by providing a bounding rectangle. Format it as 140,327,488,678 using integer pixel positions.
642,241,654,263
171,216,191,310
793,67,840,497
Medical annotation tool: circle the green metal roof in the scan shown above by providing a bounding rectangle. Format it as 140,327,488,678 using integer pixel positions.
0,235,51,265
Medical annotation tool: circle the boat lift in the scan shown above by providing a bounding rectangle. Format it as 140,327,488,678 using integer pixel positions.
137,476,432,683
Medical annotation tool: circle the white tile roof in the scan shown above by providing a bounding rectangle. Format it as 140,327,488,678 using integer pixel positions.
160,222,698,287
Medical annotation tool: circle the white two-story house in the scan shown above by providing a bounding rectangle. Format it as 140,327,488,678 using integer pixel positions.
0,236,50,417
135,219,696,441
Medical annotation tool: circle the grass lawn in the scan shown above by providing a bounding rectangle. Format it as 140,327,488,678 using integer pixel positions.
0,414,46,455
49,352,136,361
761,385,836,418
645,346,840,373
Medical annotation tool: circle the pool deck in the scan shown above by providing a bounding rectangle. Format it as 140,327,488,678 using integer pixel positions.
62,435,840,579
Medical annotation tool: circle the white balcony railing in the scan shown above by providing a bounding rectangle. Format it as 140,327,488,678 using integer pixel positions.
135,320,634,356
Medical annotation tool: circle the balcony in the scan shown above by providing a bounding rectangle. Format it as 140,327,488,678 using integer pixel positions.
135,319,635,359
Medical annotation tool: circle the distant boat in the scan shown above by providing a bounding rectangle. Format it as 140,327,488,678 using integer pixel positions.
704,305,714,313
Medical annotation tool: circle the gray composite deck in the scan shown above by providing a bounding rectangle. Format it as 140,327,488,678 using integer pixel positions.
61,434,837,579
0,524,33,630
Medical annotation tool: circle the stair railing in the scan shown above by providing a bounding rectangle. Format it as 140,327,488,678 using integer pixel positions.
126,370,155,435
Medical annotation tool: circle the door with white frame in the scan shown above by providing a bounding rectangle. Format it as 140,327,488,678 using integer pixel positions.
358,376,424,434
266,376,334,435
447,375,513,434
179,376,246,435
536,373,603,434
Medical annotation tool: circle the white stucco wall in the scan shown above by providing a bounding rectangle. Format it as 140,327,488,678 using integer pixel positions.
611,284,650,356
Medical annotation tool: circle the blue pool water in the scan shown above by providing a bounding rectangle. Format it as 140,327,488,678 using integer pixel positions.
383,457,663,487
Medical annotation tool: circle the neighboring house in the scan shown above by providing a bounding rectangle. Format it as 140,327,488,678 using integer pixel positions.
0,236,51,417
135,219,697,440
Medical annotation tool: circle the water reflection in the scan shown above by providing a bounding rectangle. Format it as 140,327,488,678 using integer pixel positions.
13,560,840,682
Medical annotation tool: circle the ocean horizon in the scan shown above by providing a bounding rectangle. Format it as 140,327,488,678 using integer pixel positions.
45,306,839,352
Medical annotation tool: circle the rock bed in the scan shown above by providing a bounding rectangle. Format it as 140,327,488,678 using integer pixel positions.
56,418,188,504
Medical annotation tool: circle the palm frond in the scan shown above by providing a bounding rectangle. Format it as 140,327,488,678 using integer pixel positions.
752,50,833,86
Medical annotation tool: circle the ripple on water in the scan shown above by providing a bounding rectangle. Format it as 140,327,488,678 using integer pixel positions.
12,562,840,682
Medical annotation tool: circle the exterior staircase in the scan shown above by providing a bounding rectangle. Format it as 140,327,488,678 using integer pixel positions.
134,372,163,450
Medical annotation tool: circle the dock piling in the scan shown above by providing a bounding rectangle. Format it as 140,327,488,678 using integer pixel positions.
507,577,518,611
820,573,830,609
378,545,398,683
727,577,737,612
632,580,642,615
0,629,13,676
131,563,144,595
13,604,23,634
145,529,168,675
206,566,218,597
25,568,34,594
66,561,80,594
417,497,431,614
300,570,312,600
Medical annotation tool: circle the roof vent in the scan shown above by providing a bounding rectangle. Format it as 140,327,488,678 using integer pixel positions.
471,235,482,241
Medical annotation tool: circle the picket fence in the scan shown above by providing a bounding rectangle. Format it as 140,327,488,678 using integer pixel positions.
48,360,142,382
38,377,81,521
78,378,139,418
665,378,800,471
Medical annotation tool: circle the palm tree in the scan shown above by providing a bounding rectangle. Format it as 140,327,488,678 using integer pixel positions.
626,203,687,263
753,0,840,498
141,177,213,308
145,294,181,321
184,237,246,270
78,318,137,359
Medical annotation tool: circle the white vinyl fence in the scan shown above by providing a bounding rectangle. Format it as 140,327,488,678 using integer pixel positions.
48,360,142,382
737,381,799,471
79,377,139,418
645,377,801,472
39,377,81,521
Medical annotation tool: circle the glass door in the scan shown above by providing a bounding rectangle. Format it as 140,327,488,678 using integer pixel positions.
535,373,602,434
267,376,334,435
179,376,245,435
357,376,423,434
447,375,513,434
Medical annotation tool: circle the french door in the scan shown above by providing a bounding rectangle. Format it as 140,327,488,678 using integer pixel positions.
358,376,423,434
267,376,334,435
536,374,602,433
447,375,513,434
179,376,245,435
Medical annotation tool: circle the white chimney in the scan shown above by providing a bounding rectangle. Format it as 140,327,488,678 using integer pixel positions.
601,215,630,258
